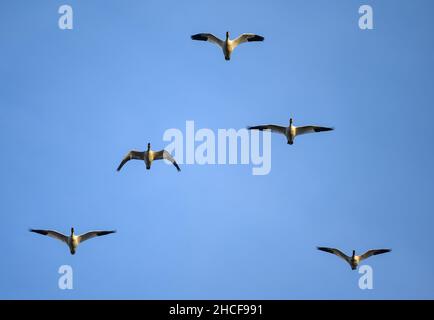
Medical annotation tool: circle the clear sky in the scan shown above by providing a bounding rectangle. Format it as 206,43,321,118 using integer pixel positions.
1,0,433,299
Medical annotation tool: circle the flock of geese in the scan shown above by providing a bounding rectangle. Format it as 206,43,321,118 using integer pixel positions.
30,31,391,270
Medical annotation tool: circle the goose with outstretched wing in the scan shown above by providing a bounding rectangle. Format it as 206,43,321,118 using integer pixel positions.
191,31,264,60
30,228,116,255
317,247,391,270
117,143,180,172
248,118,333,145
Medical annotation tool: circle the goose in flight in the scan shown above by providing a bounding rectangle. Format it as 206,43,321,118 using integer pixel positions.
248,118,333,145
317,247,391,270
29,228,116,255
191,31,264,60
117,143,180,172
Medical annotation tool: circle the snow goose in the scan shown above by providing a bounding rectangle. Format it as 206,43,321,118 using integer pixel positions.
29,228,116,255
248,118,333,145
191,31,264,60
317,247,391,270
117,143,180,172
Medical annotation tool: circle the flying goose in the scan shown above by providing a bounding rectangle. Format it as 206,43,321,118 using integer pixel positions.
117,143,180,172
191,31,264,60
29,228,116,255
248,118,333,145
317,247,391,270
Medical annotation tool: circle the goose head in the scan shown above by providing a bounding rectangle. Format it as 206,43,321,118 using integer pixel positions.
289,118,293,126
352,250,356,258
226,31,230,40
70,227,74,236
147,143,151,151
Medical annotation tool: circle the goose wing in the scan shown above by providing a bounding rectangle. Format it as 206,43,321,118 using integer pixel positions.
191,33,224,48
317,247,351,263
117,150,145,171
78,230,116,244
295,126,334,136
359,249,391,262
154,150,181,172
232,33,264,47
29,229,68,244
247,124,286,136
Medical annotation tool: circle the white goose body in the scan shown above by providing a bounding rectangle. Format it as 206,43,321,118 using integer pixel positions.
223,39,233,60
145,150,153,168
30,228,116,255
68,235,79,254
191,31,264,61
248,118,334,145
287,124,297,145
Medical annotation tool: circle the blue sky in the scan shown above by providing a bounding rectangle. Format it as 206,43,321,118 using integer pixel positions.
0,0,434,299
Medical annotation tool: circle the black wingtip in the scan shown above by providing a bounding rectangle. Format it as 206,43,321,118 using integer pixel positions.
247,126,266,131
314,127,334,133
98,230,116,236
248,35,265,42
191,34,208,41
376,249,392,254
30,229,48,235
247,126,259,130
